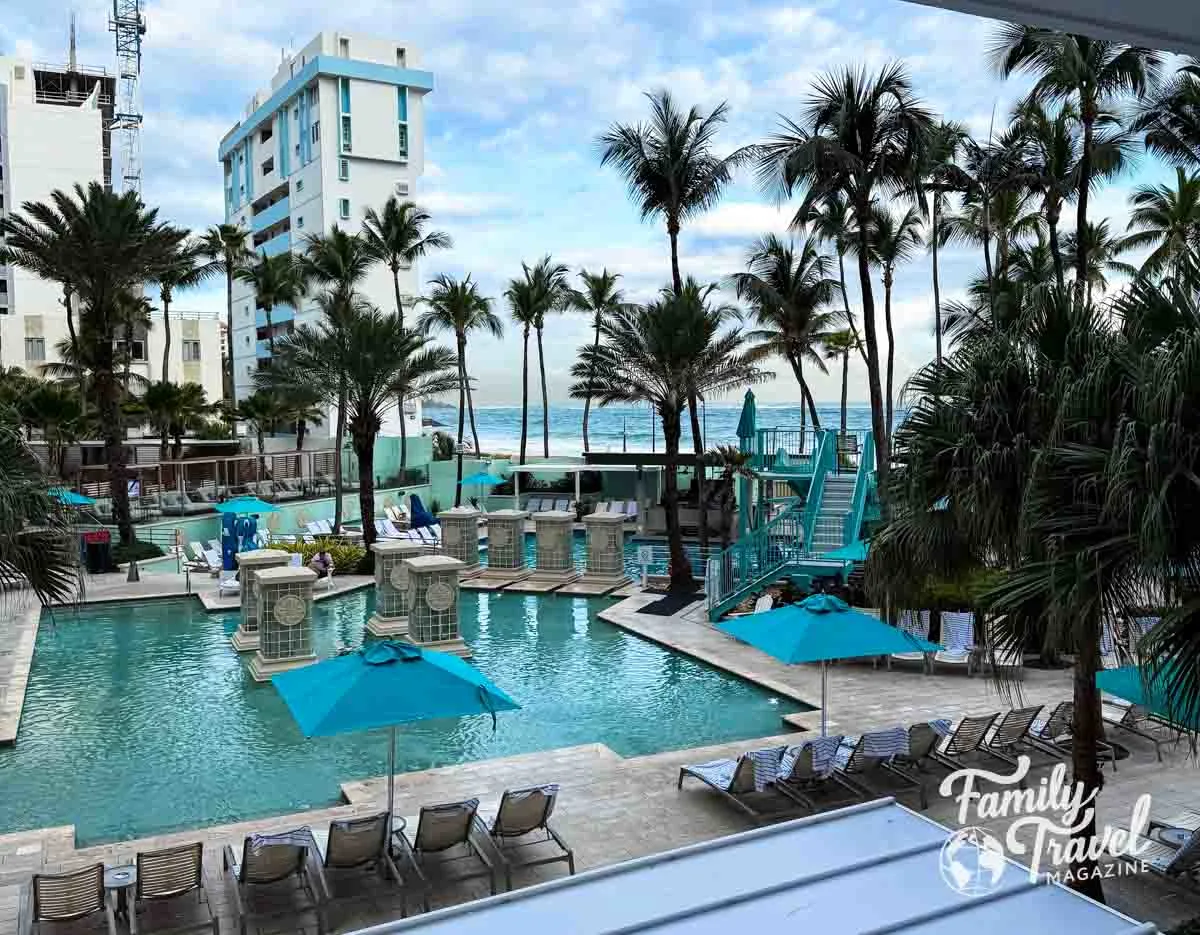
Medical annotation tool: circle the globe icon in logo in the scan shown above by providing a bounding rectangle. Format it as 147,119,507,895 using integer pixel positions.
939,827,1008,896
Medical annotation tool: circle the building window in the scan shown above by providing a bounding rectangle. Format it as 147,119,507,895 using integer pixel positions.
311,121,320,143
339,198,351,220
261,156,274,176
116,339,146,361
0,281,7,294
296,216,304,229
340,115,352,153
339,77,351,113
397,123,409,158
245,335,251,345
260,126,273,144
182,340,201,361
396,48,406,67
338,37,350,57
293,106,299,120
338,158,349,181
24,337,44,362
296,179,303,192
397,86,408,121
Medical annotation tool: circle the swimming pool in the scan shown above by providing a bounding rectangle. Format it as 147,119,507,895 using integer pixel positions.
1,589,803,845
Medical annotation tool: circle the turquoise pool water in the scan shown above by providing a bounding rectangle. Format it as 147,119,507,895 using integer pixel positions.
1,589,802,845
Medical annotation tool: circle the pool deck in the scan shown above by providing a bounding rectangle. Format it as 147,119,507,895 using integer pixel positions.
2,584,1200,931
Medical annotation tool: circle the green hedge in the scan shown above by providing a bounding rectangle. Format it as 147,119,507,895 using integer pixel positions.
113,540,165,565
272,539,366,574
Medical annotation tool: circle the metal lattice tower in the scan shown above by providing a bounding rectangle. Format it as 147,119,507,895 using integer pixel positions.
108,0,145,193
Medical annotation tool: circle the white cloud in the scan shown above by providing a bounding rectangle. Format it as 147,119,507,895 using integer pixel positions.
690,202,797,238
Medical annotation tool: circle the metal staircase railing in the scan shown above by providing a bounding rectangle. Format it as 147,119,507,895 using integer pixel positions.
843,431,875,547
801,430,837,549
705,500,806,617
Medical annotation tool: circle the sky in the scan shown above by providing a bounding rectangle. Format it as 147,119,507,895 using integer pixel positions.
1,0,1176,406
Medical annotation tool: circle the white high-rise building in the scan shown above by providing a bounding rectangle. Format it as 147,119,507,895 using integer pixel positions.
0,54,224,400
218,32,432,434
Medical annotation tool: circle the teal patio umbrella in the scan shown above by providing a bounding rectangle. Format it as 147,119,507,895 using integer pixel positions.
719,594,942,734
49,488,95,507
1097,663,1200,731
272,641,520,822
213,496,279,514
460,471,501,504
824,540,868,562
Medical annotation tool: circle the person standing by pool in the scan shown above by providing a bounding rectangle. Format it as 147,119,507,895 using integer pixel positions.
309,549,333,579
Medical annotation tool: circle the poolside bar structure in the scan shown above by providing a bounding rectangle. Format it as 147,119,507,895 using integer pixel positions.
502,463,665,533
404,554,470,657
506,510,579,593
367,539,429,637
232,548,292,651
462,509,530,592
248,565,318,681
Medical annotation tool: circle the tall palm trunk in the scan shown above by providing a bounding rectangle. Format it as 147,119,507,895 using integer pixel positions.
391,266,405,331
688,391,708,553
122,320,134,388
660,405,695,593
789,355,821,430
391,280,408,476
464,345,482,457
454,338,467,507
582,315,601,453
265,308,275,358
931,198,943,365
839,348,849,436
1075,109,1095,308
1070,611,1107,902
536,323,549,458
159,423,169,462
332,382,346,533
224,268,235,400
1047,201,1066,292
96,357,133,545
854,198,888,485
668,219,682,295
981,198,997,318
352,423,377,547
161,292,172,384
837,250,869,367
883,267,896,443
518,325,530,464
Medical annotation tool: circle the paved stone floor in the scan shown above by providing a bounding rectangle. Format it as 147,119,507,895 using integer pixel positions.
0,584,1198,932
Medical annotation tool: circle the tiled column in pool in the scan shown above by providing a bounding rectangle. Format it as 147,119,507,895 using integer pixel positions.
437,508,481,577
561,511,631,596
464,509,530,591
248,565,318,680
404,553,469,656
507,510,579,593
366,539,428,637
232,549,292,651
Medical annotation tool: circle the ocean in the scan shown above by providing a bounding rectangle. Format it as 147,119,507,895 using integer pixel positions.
424,402,879,456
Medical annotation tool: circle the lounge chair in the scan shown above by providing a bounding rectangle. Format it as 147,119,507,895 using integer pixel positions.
130,841,217,934
390,799,496,913
160,491,212,516
311,813,405,920
624,501,639,522
223,829,328,935
481,785,575,891
525,498,544,513
24,864,117,934
553,498,570,512
218,569,240,597
935,611,976,674
382,520,408,539
1101,618,1122,670
386,505,411,528
415,527,441,545
305,522,324,538
1111,813,1200,889
1028,701,1119,771
594,501,612,514
931,713,1001,772
206,540,222,555
833,727,927,808
1103,697,1167,762
678,745,799,821
726,594,774,619
883,721,950,807
889,610,932,672
979,705,1045,769
202,550,223,575
771,735,857,811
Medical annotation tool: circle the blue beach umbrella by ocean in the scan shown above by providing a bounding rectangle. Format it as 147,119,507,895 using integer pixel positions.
49,488,95,507
719,594,942,734
212,496,280,514
273,641,520,821
460,471,501,503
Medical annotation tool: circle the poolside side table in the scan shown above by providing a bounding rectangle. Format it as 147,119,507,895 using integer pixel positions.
104,864,136,919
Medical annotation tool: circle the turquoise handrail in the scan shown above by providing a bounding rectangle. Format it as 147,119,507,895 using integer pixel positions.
802,429,837,549
843,431,875,546
705,499,805,617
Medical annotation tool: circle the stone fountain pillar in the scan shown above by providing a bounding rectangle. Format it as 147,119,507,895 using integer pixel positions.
248,565,318,681
366,540,429,637
561,511,629,595
231,548,292,651
508,510,579,593
466,509,530,591
405,554,469,657
438,508,481,577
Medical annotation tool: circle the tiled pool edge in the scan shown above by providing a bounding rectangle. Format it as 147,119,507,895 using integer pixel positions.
0,604,41,745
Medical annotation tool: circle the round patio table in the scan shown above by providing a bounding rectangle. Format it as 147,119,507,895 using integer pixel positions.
1157,827,1193,848
104,865,136,919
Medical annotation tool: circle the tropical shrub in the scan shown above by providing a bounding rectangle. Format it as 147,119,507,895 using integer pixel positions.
273,539,365,574
112,539,164,565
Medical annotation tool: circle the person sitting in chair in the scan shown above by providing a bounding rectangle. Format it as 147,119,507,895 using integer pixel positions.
309,549,333,579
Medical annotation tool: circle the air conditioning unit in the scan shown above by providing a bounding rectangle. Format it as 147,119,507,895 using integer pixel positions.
13,66,25,80
394,181,410,196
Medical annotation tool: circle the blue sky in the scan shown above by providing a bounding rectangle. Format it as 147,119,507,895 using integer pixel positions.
2,0,1174,404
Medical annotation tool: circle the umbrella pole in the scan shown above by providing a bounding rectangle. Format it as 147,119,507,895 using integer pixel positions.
387,725,397,835
821,661,828,737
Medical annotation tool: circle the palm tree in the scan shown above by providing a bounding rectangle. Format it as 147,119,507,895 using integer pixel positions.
235,252,306,359
566,269,625,454
505,256,569,460
805,193,868,369
150,238,218,383
362,197,452,331
139,381,210,460
199,223,252,398
417,275,503,504
0,420,80,604
731,233,840,429
1122,167,1200,278
2,183,183,544
236,388,290,471
822,330,858,435
506,284,538,466
756,64,934,484
867,205,924,437
1133,57,1200,170
598,90,751,292
913,120,965,363
573,293,768,591
18,380,84,478
1062,219,1138,303
991,27,1163,306
705,444,758,552
270,307,458,545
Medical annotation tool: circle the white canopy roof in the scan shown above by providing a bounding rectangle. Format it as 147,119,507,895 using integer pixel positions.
508,463,664,474
353,799,1154,934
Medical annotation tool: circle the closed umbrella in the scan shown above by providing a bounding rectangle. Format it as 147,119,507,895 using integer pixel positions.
272,641,520,824
719,593,942,734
